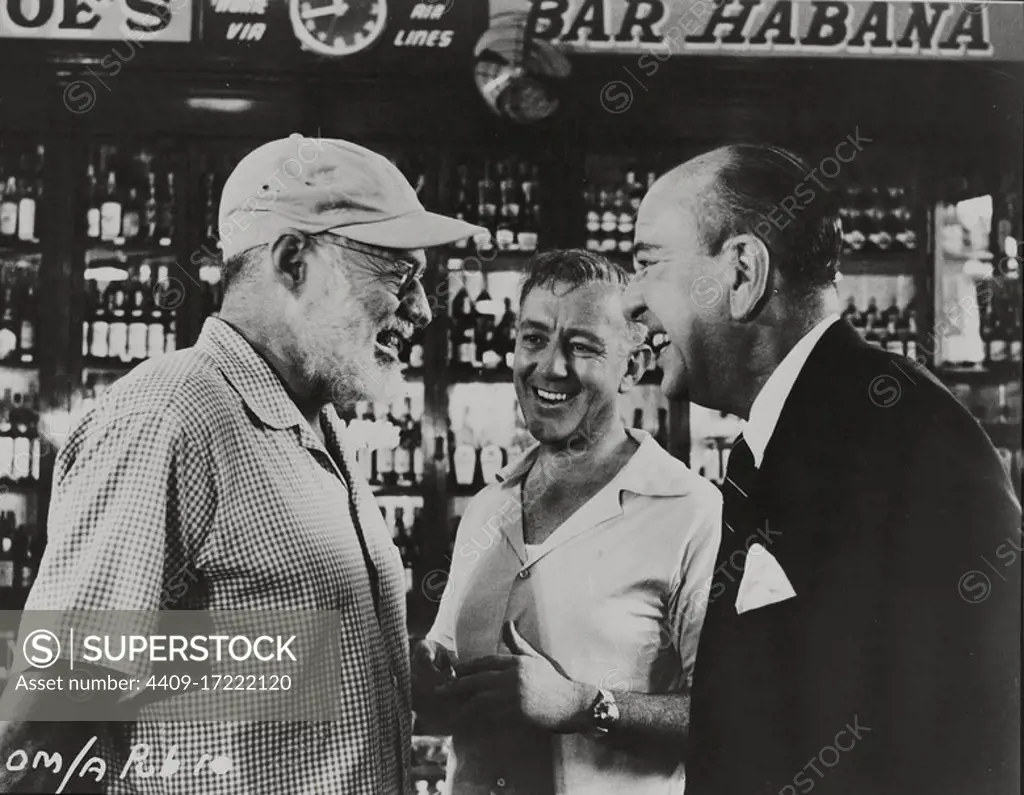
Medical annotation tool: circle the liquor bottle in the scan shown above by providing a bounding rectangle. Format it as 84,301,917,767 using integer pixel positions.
863,297,879,332
16,159,36,242
902,306,918,361
455,276,478,372
159,172,176,244
627,169,645,213
989,289,1008,365
203,172,218,241
0,177,19,238
0,279,18,360
864,315,882,349
355,401,377,483
840,296,859,327
476,276,499,370
451,407,478,488
10,395,29,482
144,171,159,241
394,397,416,486
509,400,533,461
584,182,600,251
379,402,400,488
17,525,35,594
881,298,903,355
476,163,498,251
100,170,123,241
0,515,14,591
496,160,520,251
517,161,538,252
479,426,507,485
88,280,109,360
128,265,151,360
616,175,634,255
895,202,917,251
0,391,12,483
105,279,130,362
599,186,617,253
18,280,35,363
85,164,101,239
393,507,415,593
147,265,167,358
496,297,517,371
452,166,474,250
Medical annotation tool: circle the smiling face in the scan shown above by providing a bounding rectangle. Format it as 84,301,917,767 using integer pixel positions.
287,235,430,406
514,281,639,446
624,176,732,406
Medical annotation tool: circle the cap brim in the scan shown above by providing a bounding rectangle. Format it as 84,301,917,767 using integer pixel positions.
332,210,489,250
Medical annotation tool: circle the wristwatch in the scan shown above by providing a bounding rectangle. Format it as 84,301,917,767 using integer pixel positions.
590,688,620,737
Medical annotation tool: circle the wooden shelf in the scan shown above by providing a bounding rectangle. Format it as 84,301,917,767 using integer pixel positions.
839,250,921,276
446,250,537,273
450,367,513,383
0,477,42,494
0,358,38,370
85,240,177,262
371,485,425,499
0,240,42,260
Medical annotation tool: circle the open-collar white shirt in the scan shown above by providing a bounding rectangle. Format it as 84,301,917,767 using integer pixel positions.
427,429,722,795
743,314,840,468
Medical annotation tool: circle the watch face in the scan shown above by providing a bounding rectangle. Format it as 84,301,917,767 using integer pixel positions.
289,0,388,58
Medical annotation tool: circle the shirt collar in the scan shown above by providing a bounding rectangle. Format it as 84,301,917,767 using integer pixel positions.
495,427,695,499
744,313,840,468
194,316,332,441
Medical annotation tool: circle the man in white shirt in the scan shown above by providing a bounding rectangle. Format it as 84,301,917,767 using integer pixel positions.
412,250,722,795
623,143,1020,795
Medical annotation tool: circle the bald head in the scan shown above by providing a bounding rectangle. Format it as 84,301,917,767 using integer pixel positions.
648,144,843,295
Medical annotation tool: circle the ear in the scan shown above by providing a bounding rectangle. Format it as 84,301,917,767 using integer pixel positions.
725,234,772,321
620,343,654,393
269,229,315,291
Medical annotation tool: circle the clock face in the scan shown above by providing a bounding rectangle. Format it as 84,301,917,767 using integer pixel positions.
289,0,389,58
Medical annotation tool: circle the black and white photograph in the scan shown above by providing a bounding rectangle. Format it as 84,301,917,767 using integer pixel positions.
0,0,1021,793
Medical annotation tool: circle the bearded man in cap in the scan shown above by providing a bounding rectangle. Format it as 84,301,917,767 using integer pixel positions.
0,135,485,794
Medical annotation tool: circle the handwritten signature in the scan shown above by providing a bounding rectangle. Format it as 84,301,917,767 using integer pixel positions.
4,735,233,793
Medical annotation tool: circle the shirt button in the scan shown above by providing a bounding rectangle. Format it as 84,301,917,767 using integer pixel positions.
518,569,530,579
391,673,399,689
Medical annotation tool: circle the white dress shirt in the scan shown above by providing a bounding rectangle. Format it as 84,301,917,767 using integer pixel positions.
427,429,722,795
743,314,840,468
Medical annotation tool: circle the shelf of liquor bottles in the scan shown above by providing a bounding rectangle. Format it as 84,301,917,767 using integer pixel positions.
1,141,45,605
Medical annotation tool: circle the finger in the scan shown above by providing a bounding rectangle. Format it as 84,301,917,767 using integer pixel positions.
437,670,511,700
454,655,518,677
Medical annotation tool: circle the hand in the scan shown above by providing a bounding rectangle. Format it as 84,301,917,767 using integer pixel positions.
411,639,458,717
438,621,597,734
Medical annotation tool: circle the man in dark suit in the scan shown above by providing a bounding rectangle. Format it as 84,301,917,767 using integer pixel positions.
623,143,1021,795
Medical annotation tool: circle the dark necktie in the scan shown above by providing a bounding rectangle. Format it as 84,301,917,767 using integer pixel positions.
721,435,758,539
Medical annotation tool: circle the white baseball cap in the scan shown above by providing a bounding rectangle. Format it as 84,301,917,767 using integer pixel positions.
218,134,487,258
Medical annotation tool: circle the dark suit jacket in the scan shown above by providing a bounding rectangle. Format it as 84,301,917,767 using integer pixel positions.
687,321,1021,795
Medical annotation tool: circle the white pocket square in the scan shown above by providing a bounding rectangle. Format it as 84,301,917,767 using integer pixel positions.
735,543,797,614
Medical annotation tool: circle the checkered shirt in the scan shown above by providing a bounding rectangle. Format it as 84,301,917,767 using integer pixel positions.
23,316,412,794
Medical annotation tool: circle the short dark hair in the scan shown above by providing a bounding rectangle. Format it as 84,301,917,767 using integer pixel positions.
518,249,646,345
697,143,842,292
